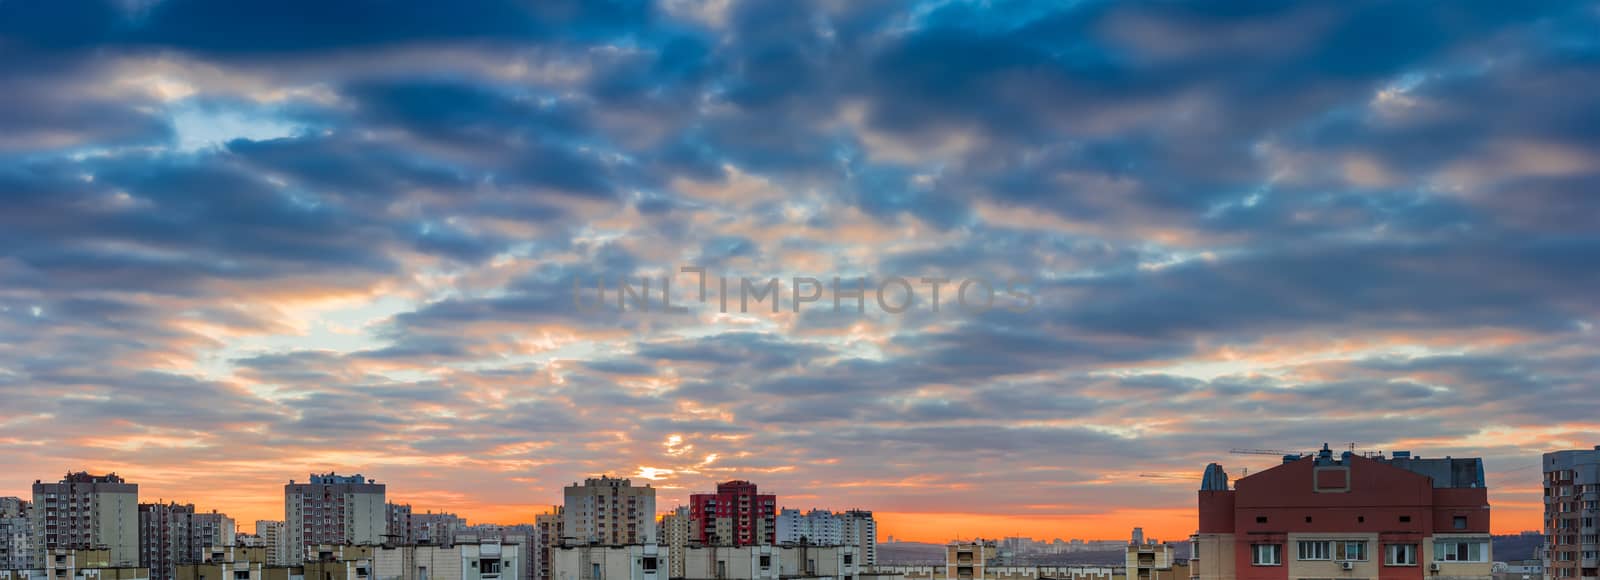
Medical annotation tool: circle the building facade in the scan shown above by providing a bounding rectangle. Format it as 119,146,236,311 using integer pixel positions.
774,511,876,566
2,548,150,580
253,522,286,566
549,544,663,580
1,498,30,571
688,482,775,547
1541,446,1600,580
138,503,193,580
1193,445,1492,580
535,511,563,580
33,473,140,567
387,506,414,545
285,474,387,565
138,504,235,580
658,508,690,580
561,478,655,546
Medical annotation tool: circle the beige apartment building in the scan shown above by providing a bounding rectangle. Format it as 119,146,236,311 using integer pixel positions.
657,509,690,580
1,548,150,580
254,523,287,567
284,474,386,565
33,473,140,567
562,479,655,546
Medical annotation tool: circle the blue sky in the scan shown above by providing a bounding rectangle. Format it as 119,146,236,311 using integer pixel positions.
0,0,1597,540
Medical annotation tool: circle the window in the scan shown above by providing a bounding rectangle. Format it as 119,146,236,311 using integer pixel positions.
1399,516,1411,523
1253,544,1282,566
1299,541,1332,561
482,560,501,574
844,555,853,565
1453,516,1468,530
1340,541,1367,561
759,556,771,568
1434,540,1488,562
1256,516,1268,524
1387,544,1417,566
640,557,656,572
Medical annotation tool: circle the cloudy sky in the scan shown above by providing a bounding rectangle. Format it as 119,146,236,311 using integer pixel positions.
2,0,1598,542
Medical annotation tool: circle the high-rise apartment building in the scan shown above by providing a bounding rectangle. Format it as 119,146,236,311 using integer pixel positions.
138,502,193,580
284,473,386,564
408,512,466,546
253,521,286,566
0,498,30,570
840,510,875,566
689,481,775,546
658,506,690,579
385,504,412,544
774,509,877,565
1542,446,1600,580
1193,445,1491,580
31,472,139,567
138,502,236,580
534,509,563,580
383,504,462,545
561,477,654,546
188,512,235,558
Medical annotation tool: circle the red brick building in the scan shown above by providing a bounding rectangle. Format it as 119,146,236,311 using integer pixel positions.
1193,445,1492,580
689,481,777,546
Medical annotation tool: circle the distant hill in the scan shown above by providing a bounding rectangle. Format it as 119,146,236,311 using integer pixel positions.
879,542,946,564
877,544,1188,567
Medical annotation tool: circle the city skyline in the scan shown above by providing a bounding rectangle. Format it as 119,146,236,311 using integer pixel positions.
2,0,1597,556
0,446,1558,544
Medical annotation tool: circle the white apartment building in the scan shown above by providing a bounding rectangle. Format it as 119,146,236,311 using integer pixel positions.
284,474,386,564
774,510,876,565
253,522,287,566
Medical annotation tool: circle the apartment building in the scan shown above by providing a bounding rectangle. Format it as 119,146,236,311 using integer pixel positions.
658,508,690,580
284,474,386,565
775,511,876,566
1542,446,1600,580
549,544,663,580
536,510,563,580
689,482,775,547
460,525,538,580
176,541,520,580
0,548,150,580
387,506,413,545
1,498,30,571
253,522,286,566
1193,445,1492,580
137,503,192,580
1125,543,1187,580
562,478,654,546
32,473,140,567
407,513,466,547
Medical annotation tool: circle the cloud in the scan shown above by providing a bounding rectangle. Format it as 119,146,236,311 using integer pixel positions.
0,0,1594,542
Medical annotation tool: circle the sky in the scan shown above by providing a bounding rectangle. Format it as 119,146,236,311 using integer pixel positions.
1,0,1598,544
